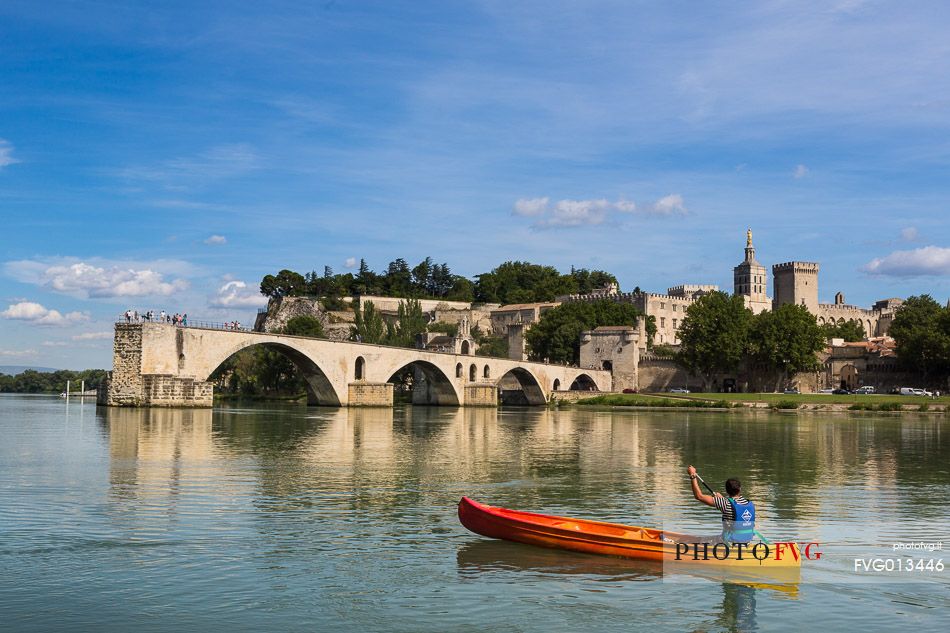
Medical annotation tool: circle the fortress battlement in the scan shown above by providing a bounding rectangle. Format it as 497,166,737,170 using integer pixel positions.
819,303,877,316
773,261,819,273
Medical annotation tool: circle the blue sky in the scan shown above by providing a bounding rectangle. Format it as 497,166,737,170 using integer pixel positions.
2,1,950,369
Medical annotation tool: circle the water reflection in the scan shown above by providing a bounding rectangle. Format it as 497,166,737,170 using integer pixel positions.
3,397,943,632
456,539,661,582
104,407,214,495
99,406,950,533
456,539,767,632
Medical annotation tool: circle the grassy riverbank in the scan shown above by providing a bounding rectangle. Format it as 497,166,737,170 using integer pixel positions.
664,392,950,406
572,391,949,412
575,394,741,408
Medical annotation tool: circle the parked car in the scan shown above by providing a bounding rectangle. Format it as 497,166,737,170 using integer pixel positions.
900,387,932,396
854,386,875,394
668,388,690,394
818,389,835,394
622,388,636,394
783,388,800,394
832,388,851,395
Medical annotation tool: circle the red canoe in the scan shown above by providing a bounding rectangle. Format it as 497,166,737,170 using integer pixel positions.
457,497,802,572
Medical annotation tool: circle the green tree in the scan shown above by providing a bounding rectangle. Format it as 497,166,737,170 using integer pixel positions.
260,269,307,298
283,315,325,338
676,292,753,386
525,299,645,364
889,295,950,383
820,320,865,342
749,304,825,389
353,258,386,295
384,258,413,296
386,298,428,348
352,300,386,344
446,276,475,302
475,261,578,304
570,267,618,294
469,324,508,358
411,257,433,294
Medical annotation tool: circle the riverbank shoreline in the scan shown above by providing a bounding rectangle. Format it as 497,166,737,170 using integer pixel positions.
559,392,950,415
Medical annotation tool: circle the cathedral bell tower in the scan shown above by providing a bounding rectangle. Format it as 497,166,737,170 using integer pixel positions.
733,228,770,313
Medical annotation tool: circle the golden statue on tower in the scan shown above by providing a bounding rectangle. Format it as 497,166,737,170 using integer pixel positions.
747,227,753,247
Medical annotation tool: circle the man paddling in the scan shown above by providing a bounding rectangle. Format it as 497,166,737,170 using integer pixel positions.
686,465,756,543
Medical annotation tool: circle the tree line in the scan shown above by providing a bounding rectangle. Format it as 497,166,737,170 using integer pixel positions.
260,259,618,306
888,295,950,387
675,292,950,390
0,369,109,394
676,292,826,390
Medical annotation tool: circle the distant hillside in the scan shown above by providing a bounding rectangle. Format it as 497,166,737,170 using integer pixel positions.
0,365,59,375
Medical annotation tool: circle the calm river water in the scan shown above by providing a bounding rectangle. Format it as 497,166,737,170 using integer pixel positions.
1,394,948,632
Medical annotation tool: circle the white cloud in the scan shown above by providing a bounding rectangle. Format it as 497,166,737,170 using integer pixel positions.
517,194,685,228
1,301,90,326
42,341,70,348
5,259,190,298
614,198,637,213
210,280,268,308
0,349,36,358
513,197,549,217
538,199,611,228
863,246,950,276
649,194,687,215
344,257,357,268
72,331,113,341
0,139,18,168
204,235,227,245
793,164,809,179
900,227,919,242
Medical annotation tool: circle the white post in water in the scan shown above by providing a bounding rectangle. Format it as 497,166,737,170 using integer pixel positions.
80,380,85,399
66,380,70,399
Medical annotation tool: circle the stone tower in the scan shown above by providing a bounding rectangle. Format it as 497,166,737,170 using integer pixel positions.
772,261,819,314
733,228,770,313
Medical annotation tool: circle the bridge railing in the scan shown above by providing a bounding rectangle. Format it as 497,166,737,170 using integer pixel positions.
114,316,251,331
110,316,604,371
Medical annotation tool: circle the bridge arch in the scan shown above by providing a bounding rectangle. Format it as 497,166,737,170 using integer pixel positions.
569,373,598,391
498,367,546,406
386,360,460,406
206,340,342,406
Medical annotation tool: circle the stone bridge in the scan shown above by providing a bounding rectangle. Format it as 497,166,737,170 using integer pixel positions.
101,323,611,407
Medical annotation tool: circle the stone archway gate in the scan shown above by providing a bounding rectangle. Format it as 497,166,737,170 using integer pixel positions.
100,323,610,407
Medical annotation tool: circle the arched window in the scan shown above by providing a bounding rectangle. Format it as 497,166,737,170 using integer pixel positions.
461,340,470,355
469,364,477,382
553,379,561,391
483,365,490,379
456,363,463,378
355,356,365,380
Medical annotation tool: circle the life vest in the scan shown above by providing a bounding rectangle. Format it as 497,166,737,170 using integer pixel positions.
722,497,755,543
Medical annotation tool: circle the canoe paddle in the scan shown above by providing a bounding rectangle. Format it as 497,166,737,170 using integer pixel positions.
694,472,717,496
